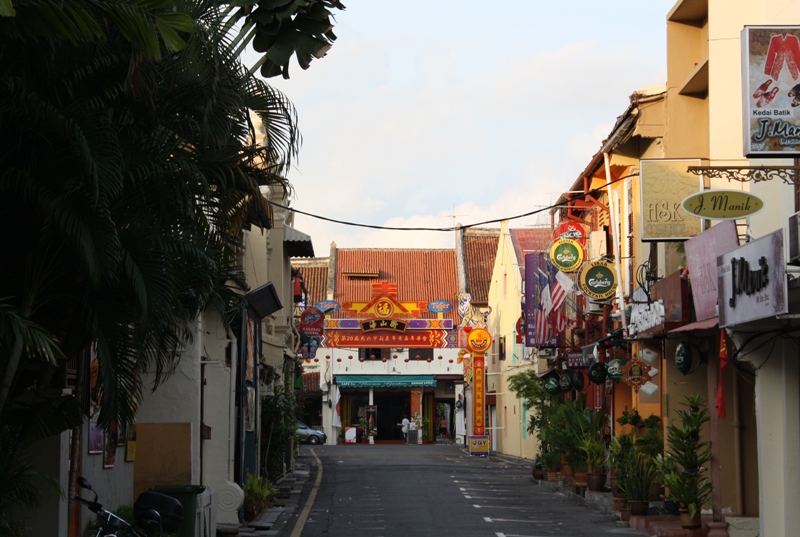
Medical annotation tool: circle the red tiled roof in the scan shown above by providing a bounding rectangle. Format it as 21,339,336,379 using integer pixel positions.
511,227,553,270
463,228,500,305
292,259,329,306
334,249,459,321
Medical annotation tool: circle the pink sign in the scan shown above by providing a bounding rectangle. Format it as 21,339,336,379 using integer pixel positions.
684,221,739,321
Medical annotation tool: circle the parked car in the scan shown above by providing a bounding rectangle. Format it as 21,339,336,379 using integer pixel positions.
297,421,326,445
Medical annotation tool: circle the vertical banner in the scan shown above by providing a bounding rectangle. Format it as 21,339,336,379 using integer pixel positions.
466,328,491,456
332,385,342,428
410,388,422,420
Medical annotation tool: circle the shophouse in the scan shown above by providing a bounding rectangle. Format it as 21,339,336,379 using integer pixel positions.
292,229,498,446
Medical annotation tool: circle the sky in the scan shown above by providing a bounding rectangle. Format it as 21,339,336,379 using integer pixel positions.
242,1,676,254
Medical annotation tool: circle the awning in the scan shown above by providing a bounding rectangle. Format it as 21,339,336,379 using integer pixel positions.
335,375,437,388
284,225,314,258
537,367,558,378
668,317,719,335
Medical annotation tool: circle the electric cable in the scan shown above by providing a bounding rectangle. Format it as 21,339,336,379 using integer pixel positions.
269,173,638,232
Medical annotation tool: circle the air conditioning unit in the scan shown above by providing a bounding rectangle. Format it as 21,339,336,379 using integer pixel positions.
588,231,607,260
536,348,556,358
789,211,800,265
585,300,605,315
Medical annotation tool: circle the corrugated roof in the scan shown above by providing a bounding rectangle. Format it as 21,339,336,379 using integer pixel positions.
291,258,329,306
334,249,459,321
463,228,500,305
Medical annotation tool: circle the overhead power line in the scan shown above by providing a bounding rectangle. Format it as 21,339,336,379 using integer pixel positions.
268,173,636,232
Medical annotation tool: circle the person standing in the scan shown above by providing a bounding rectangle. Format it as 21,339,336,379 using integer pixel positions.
439,416,448,440
401,415,410,444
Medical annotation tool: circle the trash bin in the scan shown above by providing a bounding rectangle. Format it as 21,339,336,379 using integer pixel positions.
151,485,206,537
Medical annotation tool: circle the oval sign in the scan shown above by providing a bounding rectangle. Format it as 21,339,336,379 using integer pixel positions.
675,342,693,375
573,371,585,391
588,362,607,384
558,374,573,392
428,300,453,313
315,300,340,313
681,190,764,220
544,377,560,394
579,260,617,301
549,239,584,273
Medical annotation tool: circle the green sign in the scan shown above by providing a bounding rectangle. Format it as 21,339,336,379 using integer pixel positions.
544,377,560,394
588,362,607,384
549,239,584,273
681,190,764,220
607,358,625,382
579,260,617,301
675,342,692,374
559,374,573,392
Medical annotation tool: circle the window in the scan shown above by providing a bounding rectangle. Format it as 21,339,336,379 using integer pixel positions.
358,348,390,360
408,348,433,361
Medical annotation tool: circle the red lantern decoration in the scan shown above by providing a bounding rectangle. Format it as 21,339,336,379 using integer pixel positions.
404,358,409,363
393,355,398,359
426,358,433,363
336,358,341,362
314,358,319,362
415,355,421,361
359,358,365,362
382,358,387,362
449,359,453,363
348,355,353,360
325,355,330,360
438,355,443,360
370,354,376,360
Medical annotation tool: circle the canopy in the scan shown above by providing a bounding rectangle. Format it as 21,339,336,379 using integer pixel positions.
668,317,719,335
335,375,437,388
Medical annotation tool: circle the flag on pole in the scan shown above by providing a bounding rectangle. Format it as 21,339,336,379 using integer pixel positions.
716,330,729,420
538,269,553,315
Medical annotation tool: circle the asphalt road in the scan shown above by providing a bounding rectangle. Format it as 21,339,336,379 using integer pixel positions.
288,444,641,537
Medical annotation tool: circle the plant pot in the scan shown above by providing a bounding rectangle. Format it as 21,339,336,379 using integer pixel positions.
628,500,649,516
679,508,701,529
532,468,544,480
620,507,630,522
546,470,562,482
586,472,606,492
573,471,587,485
663,500,680,515
610,476,623,498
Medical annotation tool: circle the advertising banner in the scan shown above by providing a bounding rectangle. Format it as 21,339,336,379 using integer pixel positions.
640,159,703,241
742,26,800,157
718,229,787,327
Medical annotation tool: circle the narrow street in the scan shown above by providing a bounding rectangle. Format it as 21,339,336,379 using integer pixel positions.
282,445,640,537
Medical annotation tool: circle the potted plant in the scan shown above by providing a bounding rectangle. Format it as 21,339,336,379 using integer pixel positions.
242,470,278,522
616,451,658,516
358,418,369,443
580,433,607,492
655,393,713,529
532,457,544,480
617,409,663,500
609,433,634,498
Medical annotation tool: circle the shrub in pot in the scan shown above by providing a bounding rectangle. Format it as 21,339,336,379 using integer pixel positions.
655,393,712,529
616,451,658,516
580,434,607,492
609,433,634,498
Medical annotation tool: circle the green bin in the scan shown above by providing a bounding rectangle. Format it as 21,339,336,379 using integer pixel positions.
150,485,206,537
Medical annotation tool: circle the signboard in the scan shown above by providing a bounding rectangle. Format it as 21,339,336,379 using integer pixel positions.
467,328,491,437
427,300,453,313
607,359,625,382
468,435,489,456
742,27,800,157
322,329,450,348
366,405,377,438
299,306,325,336
640,159,703,241
685,220,739,321
621,356,652,393
315,300,340,313
555,221,588,246
682,190,764,220
718,229,788,327
578,260,617,301
549,239,584,272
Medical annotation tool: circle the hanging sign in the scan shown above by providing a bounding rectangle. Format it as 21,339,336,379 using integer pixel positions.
573,371,585,391
606,358,625,382
622,356,652,393
588,362,607,384
675,342,692,374
681,190,764,220
579,260,617,301
466,328,491,438
544,377,560,394
315,300,340,313
555,222,588,246
549,239,584,273
558,374,573,392
299,307,325,336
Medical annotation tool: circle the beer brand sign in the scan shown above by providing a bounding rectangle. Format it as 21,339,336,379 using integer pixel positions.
579,260,617,301
555,222,588,246
742,27,800,157
549,239,584,272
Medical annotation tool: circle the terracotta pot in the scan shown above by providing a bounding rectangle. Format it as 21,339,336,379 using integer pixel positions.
573,471,587,484
532,468,544,480
679,509,701,529
586,472,606,492
620,507,630,522
628,500,649,516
